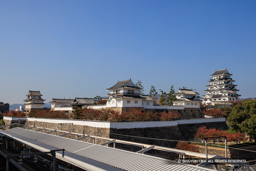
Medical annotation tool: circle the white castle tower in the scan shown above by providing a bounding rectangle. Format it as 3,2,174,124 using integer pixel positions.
202,69,240,106
24,90,45,113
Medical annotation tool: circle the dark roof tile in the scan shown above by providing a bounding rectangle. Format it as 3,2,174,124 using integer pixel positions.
107,79,140,90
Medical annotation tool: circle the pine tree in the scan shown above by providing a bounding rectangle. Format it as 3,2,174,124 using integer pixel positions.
149,85,158,105
228,100,256,141
159,89,167,105
136,80,144,95
166,85,176,105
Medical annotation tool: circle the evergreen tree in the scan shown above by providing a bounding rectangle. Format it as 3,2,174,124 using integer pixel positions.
136,80,144,95
159,89,167,105
149,85,158,104
228,100,256,141
74,108,83,119
166,85,176,105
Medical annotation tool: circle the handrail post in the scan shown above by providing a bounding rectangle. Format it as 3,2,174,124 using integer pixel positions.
205,139,208,162
225,137,227,158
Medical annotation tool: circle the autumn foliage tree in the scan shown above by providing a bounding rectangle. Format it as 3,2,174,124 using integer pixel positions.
194,126,246,143
77,108,180,122
176,142,199,152
97,100,107,105
159,111,180,121
28,110,68,119
4,111,26,117
6,107,181,122
202,109,227,118
76,108,119,121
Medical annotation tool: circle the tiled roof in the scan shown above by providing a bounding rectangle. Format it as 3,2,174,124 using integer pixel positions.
141,95,154,101
173,97,201,102
73,98,95,105
24,90,45,102
107,79,140,90
211,69,231,76
212,95,223,98
27,90,42,96
50,98,74,104
176,89,198,95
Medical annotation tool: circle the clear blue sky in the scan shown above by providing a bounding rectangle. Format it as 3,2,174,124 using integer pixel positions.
0,0,256,104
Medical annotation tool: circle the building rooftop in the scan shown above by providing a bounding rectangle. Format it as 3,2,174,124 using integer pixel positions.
211,68,232,76
72,98,95,105
212,95,223,98
107,79,141,90
27,90,43,96
49,98,75,104
175,89,199,95
24,90,45,102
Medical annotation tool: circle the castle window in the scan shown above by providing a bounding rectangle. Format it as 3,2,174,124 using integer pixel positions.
146,102,150,105
127,100,131,104
135,100,138,104
127,90,134,94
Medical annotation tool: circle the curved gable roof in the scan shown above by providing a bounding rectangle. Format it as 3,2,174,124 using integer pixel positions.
107,79,141,90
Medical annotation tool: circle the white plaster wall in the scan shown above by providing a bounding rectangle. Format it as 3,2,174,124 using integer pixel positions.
3,116,226,129
88,105,107,110
123,99,143,107
184,102,200,109
142,101,153,108
116,99,123,107
106,98,117,107
145,105,184,110
25,104,44,109
53,107,73,112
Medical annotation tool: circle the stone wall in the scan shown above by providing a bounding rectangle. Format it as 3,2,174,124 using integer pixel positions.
25,121,110,138
110,122,228,148
3,117,227,147
3,117,229,159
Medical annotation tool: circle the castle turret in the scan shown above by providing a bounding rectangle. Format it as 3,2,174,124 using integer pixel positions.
24,90,45,113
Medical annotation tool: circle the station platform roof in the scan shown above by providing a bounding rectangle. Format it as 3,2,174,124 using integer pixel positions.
0,128,214,171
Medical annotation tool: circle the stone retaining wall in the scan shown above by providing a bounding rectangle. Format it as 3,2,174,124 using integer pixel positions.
3,117,227,148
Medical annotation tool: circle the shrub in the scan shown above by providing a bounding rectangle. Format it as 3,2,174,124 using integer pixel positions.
97,100,107,105
28,110,68,119
4,111,26,117
176,142,198,152
194,126,246,143
203,109,227,118
159,111,180,121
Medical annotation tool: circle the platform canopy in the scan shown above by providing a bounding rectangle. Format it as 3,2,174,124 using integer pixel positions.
0,128,213,171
